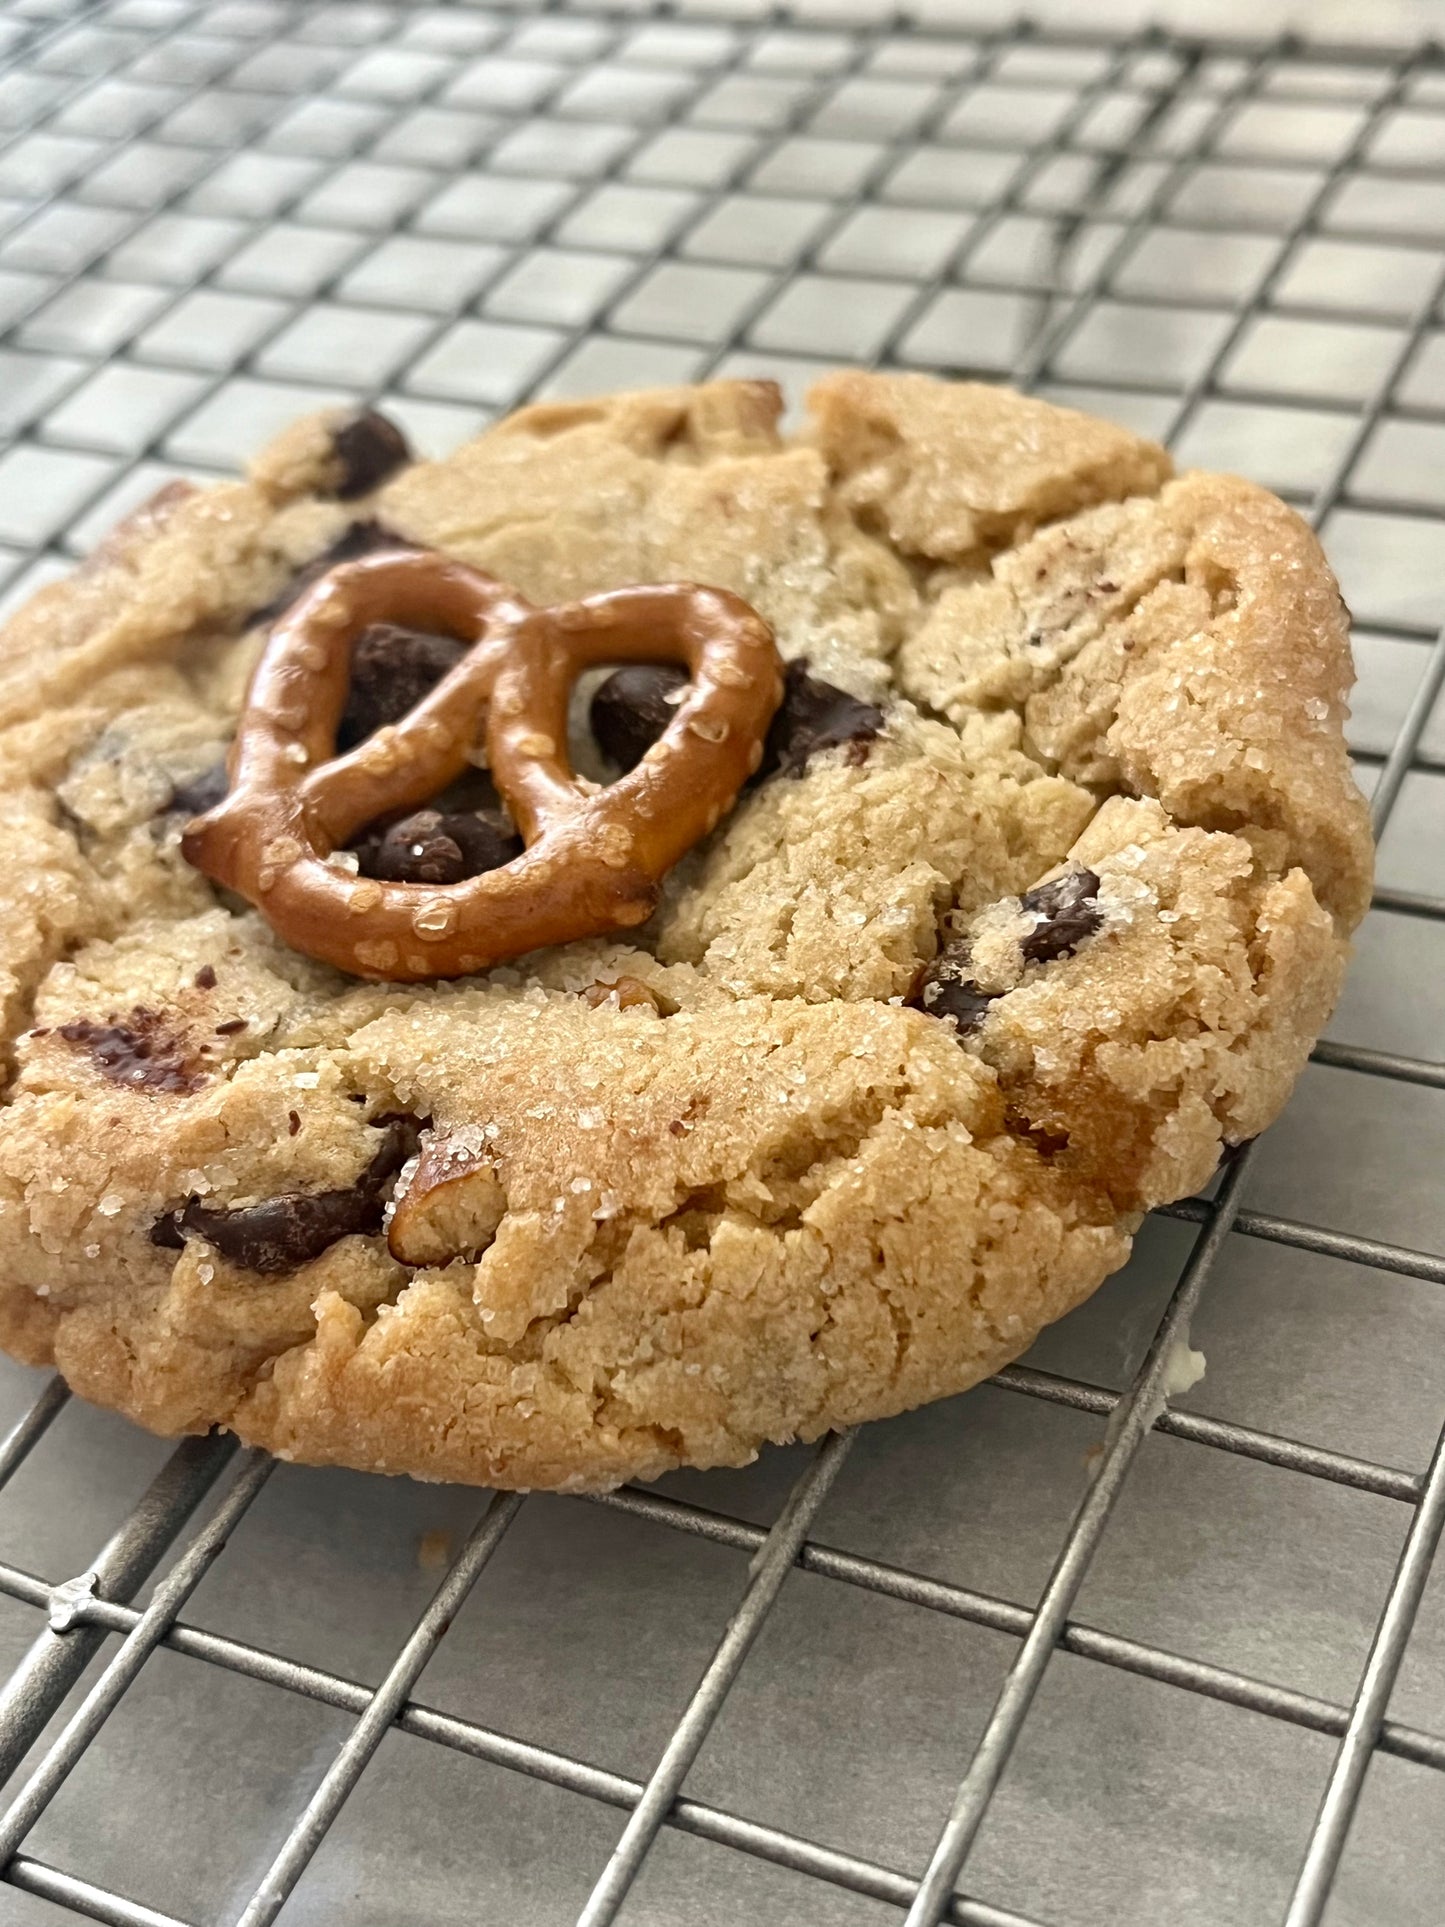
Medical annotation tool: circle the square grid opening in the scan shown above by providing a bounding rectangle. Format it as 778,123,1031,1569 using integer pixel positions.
0,3,1442,1925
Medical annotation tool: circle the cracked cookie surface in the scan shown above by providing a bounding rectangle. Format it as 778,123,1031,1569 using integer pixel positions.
0,373,1372,1490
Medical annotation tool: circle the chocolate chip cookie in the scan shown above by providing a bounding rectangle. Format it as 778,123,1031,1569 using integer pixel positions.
0,374,1372,1490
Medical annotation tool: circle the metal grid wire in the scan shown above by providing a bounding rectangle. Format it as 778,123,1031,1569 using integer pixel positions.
0,1,1442,1923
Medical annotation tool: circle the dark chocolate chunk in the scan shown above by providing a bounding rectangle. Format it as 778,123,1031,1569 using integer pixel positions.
908,946,997,1036
1019,869,1102,965
338,621,469,749
761,659,885,779
57,1009,202,1095
364,1113,427,1186
419,762,505,818
168,760,229,818
590,664,689,772
355,807,521,885
194,964,217,990
331,408,411,501
921,978,997,1033
215,1017,247,1035
157,1114,424,1275
251,520,414,628
588,657,885,785
178,1189,372,1275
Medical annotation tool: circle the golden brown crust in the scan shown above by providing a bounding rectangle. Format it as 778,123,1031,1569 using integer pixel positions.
0,373,1372,1490
897,465,1370,930
809,369,1174,561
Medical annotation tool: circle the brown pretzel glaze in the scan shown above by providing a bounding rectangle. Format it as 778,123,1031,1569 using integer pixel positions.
182,549,784,981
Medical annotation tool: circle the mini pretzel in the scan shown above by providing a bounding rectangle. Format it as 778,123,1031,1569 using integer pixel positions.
182,549,784,982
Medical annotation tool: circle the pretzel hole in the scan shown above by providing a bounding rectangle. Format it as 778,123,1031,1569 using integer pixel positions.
336,618,468,752
586,663,692,775
334,616,524,887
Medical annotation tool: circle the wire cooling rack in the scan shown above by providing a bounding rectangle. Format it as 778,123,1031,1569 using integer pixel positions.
0,2,1443,1923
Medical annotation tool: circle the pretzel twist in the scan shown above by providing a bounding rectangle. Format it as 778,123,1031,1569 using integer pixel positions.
182,549,784,982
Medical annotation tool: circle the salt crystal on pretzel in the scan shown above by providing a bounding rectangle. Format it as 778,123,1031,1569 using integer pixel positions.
181,549,785,982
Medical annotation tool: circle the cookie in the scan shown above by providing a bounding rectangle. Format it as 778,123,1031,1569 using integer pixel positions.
0,375,1372,1491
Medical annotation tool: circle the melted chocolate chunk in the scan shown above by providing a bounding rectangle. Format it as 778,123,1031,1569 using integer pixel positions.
338,621,469,749
431,763,505,812
57,1009,202,1095
590,664,688,772
589,657,884,785
763,660,885,779
911,870,1104,1043
153,1114,424,1275
1019,869,1102,965
908,947,996,1036
179,1191,371,1275
168,759,230,818
251,520,413,629
366,1112,428,1182
355,807,521,884
331,408,411,501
